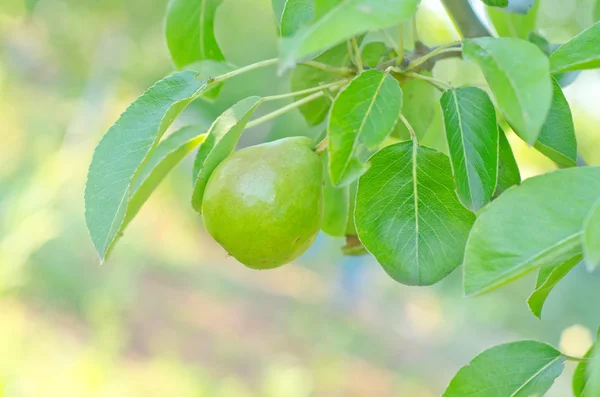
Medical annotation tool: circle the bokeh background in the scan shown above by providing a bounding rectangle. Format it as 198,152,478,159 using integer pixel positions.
1,0,600,395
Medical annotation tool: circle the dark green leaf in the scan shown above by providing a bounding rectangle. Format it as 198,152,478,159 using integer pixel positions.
191,97,263,212
583,199,600,271
123,125,208,228
481,0,508,7
443,341,565,397
355,142,475,286
361,42,390,68
463,37,552,145
290,43,350,126
280,0,314,37
279,0,419,69
440,87,498,212
85,71,208,261
495,127,521,196
527,255,582,319
486,0,538,39
534,77,578,167
328,70,402,187
464,167,600,296
392,74,440,142
322,154,349,237
166,0,224,69
550,21,600,74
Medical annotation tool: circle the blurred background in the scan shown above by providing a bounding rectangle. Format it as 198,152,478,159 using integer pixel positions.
1,0,600,395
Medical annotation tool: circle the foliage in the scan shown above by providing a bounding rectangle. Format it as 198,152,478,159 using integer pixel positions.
82,0,600,395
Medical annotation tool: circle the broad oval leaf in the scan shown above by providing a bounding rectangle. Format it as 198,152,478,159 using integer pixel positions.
441,87,499,212
534,77,578,167
527,255,582,319
463,37,552,145
85,71,207,261
486,0,538,39
322,154,349,237
328,70,402,187
464,167,600,296
191,96,263,212
443,341,565,397
495,127,521,196
280,0,314,37
355,142,476,286
166,0,225,69
123,125,208,229
279,0,419,69
291,43,350,126
583,199,600,271
550,21,600,74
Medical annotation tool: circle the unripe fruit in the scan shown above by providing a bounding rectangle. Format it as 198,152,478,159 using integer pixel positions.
202,137,323,269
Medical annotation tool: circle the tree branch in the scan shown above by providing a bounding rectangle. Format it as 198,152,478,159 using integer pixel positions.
440,0,490,38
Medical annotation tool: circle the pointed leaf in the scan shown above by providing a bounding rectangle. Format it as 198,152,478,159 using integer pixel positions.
463,37,552,145
583,199,600,271
464,167,600,296
534,77,578,167
355,142,476,286
280,0,314,37
191,96,263,212
166,0,224,68
85,71,208,260
441,87,499,211
123,125,208,229
322,154,349,237
443,341,565,397
527,255,582,319
279,0,419,68
291,43,350,126
495,127,521,196
328,70,402,187
486,0,538,39
550,21,600,74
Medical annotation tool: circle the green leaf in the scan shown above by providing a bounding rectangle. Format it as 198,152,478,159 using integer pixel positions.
166,0,225,69
184,60,234,101
585,345,600,397
361,42,390,68
482,0,508,7
85,71,208,261
280,0,314,37
464,167,600,296
355,142,476,286
574,330,600,397
328,70,402,187
290,43,350,126
583,199,600,271
529,32,581,88
596,1,600,23
346,181,358,235
123,125,208,228
191,96,263,212
443,341,565,397
534,77,578,167
440,87,499,212
486,0,539,39
550,21,600,74
322,154,349,237
495,127,521,196
279,0,419,69
392,74,440,142
463,37,552,145
527,255,582,319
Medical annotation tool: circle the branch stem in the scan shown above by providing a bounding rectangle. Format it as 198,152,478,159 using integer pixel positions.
301,61,354,75
210,58,278,84
440,0,490,38
351,37,363,72
406,43,461,71
263,80,347,102
563,354,591,363
246,91,325,129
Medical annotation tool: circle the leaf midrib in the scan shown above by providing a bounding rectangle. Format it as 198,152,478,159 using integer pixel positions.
509,354,563,397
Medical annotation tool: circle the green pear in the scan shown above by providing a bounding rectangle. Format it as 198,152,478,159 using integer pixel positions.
202,137,323,269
